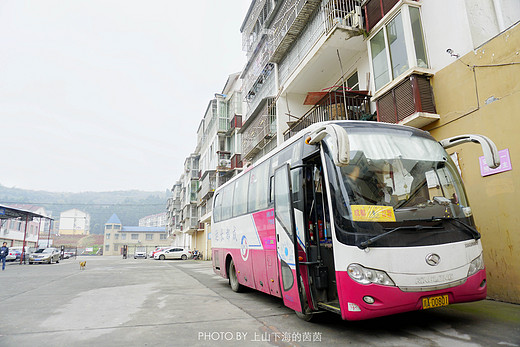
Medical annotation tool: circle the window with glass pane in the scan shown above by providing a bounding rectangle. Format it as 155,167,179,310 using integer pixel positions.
410,6,428,68
213,192,222,222
387,12,409,78
221,185,234,220
248,161,270,212
371,29,390,90
233,173,249,216
347,72,359,91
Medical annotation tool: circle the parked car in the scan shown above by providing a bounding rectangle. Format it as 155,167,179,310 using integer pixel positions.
6,248,21,262
134,250,147,259
7,247,30,262
63,252,76,259
154,247,191,260
149,247,167,258
28,248,60,264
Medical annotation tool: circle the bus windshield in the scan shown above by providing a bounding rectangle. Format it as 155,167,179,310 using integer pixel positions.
324,125,476,248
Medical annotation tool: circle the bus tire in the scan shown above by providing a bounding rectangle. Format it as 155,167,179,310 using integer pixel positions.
295,277,317,322
295,310,316,322
228,259,244,293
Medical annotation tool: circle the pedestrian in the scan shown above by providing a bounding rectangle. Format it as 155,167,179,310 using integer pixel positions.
0,242,9,271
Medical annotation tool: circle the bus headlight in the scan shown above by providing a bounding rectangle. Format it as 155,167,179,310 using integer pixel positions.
467,254,485,277
347,263,395,286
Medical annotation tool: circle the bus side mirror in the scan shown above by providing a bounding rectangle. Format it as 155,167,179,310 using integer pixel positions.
305,124,350,166
439,134,500,169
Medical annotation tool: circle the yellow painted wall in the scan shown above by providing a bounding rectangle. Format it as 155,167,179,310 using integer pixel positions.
425,23,520,303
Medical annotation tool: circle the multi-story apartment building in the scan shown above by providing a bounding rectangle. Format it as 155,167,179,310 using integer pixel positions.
166,180,182,243
240,0,370,163
176,154,200,250
139,212,168,227
195,73,245,258
166,0,519,302
167,74,244,260
58,208,90,235
103,213,170,256
238,0,520,303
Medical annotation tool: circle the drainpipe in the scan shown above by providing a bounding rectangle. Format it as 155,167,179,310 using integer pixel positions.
273,63,284,146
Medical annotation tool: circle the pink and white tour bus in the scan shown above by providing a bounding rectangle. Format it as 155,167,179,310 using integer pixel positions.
211,120,499,321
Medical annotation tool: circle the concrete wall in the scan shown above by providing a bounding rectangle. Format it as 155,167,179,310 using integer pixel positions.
426,23,520,303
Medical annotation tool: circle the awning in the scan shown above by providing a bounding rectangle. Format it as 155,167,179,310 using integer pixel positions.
303,89,370,105
0,204,53,221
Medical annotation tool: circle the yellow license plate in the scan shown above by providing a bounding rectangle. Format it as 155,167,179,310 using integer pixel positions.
422,295,449,309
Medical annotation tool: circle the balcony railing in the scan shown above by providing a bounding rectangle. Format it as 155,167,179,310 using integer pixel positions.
199,171,216,202
269,0,322,63
375,73,438,127
284,89,372,140
229,115,242,130
323,0,363,32
244,0,364,117
242,98,277,160
231,153,243,170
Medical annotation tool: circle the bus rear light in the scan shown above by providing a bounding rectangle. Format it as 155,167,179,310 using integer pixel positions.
347,263,395,286
467,254,484,277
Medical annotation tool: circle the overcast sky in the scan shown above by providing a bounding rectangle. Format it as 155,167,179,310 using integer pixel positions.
0,0,250,193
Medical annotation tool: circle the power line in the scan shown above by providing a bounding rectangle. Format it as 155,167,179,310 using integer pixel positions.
1,201,167,207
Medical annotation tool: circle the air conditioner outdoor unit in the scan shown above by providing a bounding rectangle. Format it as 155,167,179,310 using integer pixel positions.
345,5,362,28
219,159,231,167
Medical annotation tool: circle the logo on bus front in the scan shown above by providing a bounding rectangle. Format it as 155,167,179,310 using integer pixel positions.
425,253,441,266
240,235,249,261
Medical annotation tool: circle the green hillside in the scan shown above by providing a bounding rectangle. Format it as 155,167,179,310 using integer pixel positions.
0,185,169,234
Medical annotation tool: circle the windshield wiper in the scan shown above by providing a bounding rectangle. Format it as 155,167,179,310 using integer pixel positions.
403,217,481,240
358,225,444,249
435,217,481,240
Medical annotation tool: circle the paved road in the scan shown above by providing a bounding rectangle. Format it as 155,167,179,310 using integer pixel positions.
0,256,519,347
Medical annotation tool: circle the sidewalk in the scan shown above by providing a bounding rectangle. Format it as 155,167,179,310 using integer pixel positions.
446,297,520,325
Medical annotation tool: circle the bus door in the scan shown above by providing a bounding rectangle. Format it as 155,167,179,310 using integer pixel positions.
273,163,304,313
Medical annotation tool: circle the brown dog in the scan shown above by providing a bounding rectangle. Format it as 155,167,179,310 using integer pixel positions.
79,261,86,270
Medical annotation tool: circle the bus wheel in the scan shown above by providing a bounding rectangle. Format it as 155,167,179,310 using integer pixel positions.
295,277,317,322
295,309,316,322
229,259,244,293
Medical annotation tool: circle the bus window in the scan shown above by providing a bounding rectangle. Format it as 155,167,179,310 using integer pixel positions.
221,185,234,220
248,161,270,212
233,172,250,217
213,192,222,222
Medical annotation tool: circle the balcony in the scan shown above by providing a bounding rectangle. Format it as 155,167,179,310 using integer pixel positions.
269,0,322,63
217,151,231,171
231,153,243,170
284,89,372,140
242,98,277,161
375,72,439,128
199,170,216,202
364,0,420,32
185,168,199,180
230,115,242,131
